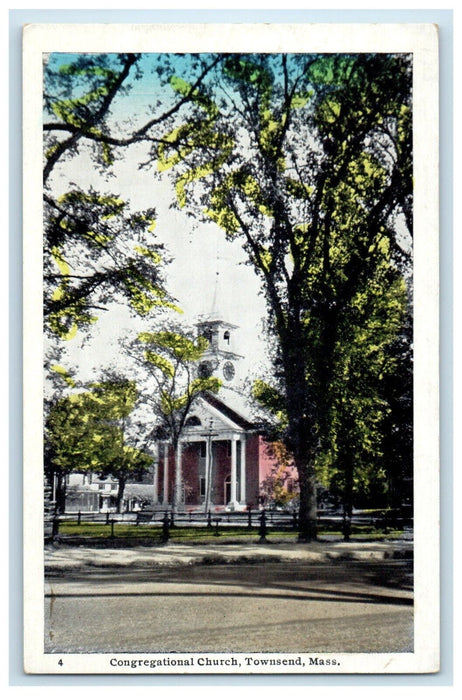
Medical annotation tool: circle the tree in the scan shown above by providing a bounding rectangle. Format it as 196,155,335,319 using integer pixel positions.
155,53,413,540
91,377,154,512
43,54,169,341
42,52,222,511
43,53,222,339
45,377,152,512
313,245,408,539
259,442,299,509
43,187,178,341
127,328,222,510
377,310,413,510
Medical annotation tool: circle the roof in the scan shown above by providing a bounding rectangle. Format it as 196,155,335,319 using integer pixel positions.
123,484,155,497
195,314,238,329
202,390,255,431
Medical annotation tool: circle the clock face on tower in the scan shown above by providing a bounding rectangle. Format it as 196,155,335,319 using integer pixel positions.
223,361,235,381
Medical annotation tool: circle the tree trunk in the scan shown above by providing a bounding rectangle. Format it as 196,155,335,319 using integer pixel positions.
283,356,319,541
55,472,67,514
297,458,318,542
342,457,354,542
278,311,319,542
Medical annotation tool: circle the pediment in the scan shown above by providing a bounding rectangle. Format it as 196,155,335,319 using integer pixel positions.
182,395,247,440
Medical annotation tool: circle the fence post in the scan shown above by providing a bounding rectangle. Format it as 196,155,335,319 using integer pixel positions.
207,510,212,529
342,513,351,542
258,509,268,544
52,515,59,541
170,509,175,528
162,511,170,543
77,511,81,526
292,512,298,530
247,507,252,529
214,518,221,537
106,511,110,525
110,519,115,539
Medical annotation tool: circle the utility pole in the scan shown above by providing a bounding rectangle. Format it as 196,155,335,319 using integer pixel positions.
173,440,183,514
152,441,159,506
201,419,218,513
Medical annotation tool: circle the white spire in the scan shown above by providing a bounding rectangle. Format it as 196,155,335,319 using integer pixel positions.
210,243,220,317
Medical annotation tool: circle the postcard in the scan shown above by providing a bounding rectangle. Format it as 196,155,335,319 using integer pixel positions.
23,21,439,675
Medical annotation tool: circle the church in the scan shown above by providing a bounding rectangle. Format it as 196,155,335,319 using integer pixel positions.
64,315,298,514
150,315,283,511
131,314,298,513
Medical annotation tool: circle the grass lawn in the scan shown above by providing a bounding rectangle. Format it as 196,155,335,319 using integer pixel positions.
56,521,404,542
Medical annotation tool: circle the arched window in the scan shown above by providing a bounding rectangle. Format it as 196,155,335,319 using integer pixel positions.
223,330,230,344
185,415,202,427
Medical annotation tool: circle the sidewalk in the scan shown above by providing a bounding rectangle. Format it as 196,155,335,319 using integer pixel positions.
45,538,413,573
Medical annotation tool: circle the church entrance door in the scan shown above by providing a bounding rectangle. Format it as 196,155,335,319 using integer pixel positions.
224,475,231,505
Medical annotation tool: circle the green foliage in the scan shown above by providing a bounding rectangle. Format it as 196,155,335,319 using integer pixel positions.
46,379,151,478
44,184,174,338
50,365,77,388
155,52,413,535
43,53,184,341
136,329,222,443
139,331,208,362
311,264,408,508
44,54,139,176
204,170,274,236
157,81,234,208
223,56,312,169
43,52,413,534
253,379,288,429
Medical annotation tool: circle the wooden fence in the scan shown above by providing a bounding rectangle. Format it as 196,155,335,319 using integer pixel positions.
46,507,413,543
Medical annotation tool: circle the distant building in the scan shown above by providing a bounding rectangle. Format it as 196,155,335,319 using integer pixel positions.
64,473,119,513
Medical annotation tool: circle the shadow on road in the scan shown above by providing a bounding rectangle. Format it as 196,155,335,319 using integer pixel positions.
47,560,413,608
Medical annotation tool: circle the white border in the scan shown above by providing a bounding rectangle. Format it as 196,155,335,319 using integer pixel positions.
23,22,439,675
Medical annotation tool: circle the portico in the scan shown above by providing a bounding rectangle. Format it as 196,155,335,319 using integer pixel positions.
152,393,252,511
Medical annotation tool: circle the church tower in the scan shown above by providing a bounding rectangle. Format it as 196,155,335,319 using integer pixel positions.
196,315,243,385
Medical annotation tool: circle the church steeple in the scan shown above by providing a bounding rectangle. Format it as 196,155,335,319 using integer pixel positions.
196,315,243,384
195,240,244,384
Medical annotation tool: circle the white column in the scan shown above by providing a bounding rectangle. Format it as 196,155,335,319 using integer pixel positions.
204,436,212,512
240,437,247,505
162,442,169,506
230,436,238,506
174,440,183,511
152,442,159,505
